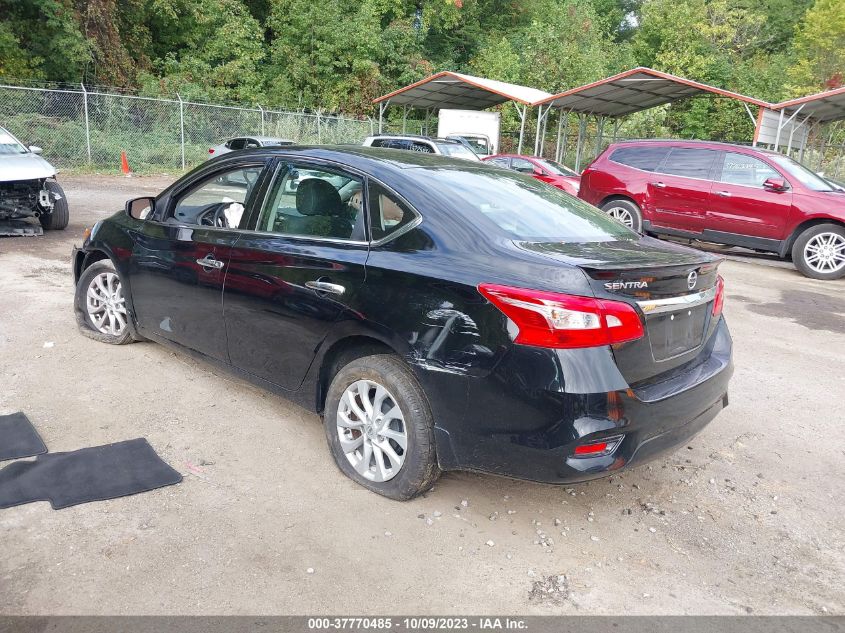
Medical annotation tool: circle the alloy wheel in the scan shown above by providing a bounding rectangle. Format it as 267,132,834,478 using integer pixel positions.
86,272,127,335
605,206,635,228
336,380,408,483
803,232,845,274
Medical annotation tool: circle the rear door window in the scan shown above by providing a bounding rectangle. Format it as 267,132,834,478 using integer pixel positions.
410,141,434,153
226,138,247,150
719,152,782,186
658,148,717,179
610,146,670,172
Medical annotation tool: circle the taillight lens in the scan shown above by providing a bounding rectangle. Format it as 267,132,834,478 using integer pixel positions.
712,275,725,317
478,283,644,349
573,434,624,458
208,148,215,154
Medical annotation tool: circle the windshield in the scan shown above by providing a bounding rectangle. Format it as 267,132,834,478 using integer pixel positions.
537,159,578,177
768,154,833,191
455,137,490,155
416,167,637,242
435,143,480,161
0,130,27,155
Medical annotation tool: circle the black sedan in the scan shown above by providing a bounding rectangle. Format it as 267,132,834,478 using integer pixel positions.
72,146,733,500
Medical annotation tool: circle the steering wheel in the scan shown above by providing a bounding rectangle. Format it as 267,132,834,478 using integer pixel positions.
198,202,230,228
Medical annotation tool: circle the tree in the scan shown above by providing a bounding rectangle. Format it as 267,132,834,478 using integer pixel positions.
789,0,845,93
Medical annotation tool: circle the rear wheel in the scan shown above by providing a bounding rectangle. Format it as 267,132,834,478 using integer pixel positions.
600,199,642,232
791,224,845,280
74,260,135,344
324,354,440,500
39,181,69,230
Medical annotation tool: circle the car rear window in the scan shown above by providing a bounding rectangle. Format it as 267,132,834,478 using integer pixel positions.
413,168,637,242
609,146,670,172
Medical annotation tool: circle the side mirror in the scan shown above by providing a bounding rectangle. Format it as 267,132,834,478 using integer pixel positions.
533,167,544,176
763,178,788,192
125,196,155,220
29,145,43,155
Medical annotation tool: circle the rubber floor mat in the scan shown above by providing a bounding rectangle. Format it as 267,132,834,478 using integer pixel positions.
0,412,47,461
0,438,182,509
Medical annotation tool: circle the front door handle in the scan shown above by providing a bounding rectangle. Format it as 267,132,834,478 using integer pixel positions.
196,254,224,270
651,181,666,188
714,190,732,197
305,280,345,295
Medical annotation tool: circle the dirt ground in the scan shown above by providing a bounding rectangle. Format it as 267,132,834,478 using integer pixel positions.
1,175,843,615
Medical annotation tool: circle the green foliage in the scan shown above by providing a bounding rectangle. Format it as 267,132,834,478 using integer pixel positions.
788,0,845,94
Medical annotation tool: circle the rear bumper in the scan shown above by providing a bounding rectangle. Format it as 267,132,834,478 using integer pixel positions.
431,318,733,484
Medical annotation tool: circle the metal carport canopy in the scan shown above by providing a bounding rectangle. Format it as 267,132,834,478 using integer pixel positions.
773,86,845,123
535,67,768,116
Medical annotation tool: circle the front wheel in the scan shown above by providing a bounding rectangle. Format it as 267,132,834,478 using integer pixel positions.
324,354,440,500
39,181,69,230
74,259,136,344
600,199,642,232
791,224,845,280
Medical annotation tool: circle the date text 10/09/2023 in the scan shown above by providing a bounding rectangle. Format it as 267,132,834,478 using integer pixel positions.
307,617,529,630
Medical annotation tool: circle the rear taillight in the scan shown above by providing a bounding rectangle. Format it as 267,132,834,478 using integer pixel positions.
208,148,215,154
478,283,644,349
712,275,725,317
573,434,623,458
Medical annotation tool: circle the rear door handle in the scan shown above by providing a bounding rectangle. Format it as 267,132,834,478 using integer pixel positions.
651,181,666,188
714,190,731,197
196,254,224,270
305,280,345,295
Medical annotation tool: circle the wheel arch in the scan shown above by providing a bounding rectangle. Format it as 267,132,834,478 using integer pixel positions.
598,194,640,210
74,249,111,284
783,217,845,257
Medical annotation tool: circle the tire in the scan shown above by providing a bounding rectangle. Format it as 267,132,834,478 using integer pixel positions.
791,223,845,280
324,354,441,500
74,259,136,345
39,181,69,230
600,198,642,232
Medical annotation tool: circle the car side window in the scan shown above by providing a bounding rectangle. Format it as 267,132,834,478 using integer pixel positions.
488,157,510,168
511,158,536,174
368,182,417,242
610,146,670,172
411,141,434,153
227,138,246,150
658,148,717,179
720,152,782,187
257,164,365,241
169,165,264,228
244,138,261,149
370,139,387,148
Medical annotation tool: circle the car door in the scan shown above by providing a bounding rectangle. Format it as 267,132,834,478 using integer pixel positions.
707,150,793,239
128,159,270,361
223,160,369,390
646,147,718,233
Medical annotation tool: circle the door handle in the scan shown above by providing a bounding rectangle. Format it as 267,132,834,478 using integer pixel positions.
305,280,345,295
715,190,732,197
196,254,224,270
651,181,666,188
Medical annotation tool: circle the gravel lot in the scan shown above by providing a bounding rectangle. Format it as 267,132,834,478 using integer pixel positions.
1,175,843,615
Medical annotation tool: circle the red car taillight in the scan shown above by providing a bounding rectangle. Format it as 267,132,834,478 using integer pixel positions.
208,148,215,154
478,283,644,349
712,275,725,317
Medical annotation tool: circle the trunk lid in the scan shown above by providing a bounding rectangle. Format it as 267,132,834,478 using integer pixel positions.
517,236,723,385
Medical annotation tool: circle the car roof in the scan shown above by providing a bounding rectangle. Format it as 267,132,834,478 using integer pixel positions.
368,135,464,145
607,138,779,155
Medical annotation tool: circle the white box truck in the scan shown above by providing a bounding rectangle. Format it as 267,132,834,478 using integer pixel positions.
437,109,500,156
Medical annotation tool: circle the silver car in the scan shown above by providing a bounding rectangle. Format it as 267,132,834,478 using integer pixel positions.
208,136,295,158
0,126,68,234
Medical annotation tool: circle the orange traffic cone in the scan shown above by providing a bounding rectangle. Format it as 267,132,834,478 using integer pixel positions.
120,151,132,177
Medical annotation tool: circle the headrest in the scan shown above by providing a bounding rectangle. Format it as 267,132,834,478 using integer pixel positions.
296,178,341,216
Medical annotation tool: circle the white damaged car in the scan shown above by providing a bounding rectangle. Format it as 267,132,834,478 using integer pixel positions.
0,127,69,233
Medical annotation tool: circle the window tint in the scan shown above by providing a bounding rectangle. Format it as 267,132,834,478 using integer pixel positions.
226,138,246,150
410,141,434,153
244,138,261,149
412,168,636,242
368,182,417,242
659,148,717,179
720,152,781,186
511,158,536,174
370,139,387,148
390,139,411,150
257,164,365,241
487,157,510,167
610,146,669,171
171,165,263,227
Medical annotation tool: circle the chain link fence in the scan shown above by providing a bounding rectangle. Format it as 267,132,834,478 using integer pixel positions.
0,83,375,174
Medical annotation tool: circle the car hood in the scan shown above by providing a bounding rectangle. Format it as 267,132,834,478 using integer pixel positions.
0,152,56,182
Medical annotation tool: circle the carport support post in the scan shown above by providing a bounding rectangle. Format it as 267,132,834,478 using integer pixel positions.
80,83,91,165
554,110,564,164
378,100,390,134
258,104,265,136
574,114,586,172
595,115,606,158
402,105,408,134
177,93,185,170
514,103,527,154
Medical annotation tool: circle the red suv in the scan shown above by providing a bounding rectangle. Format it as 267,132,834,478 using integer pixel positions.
579,140,845,280
483,154,581,196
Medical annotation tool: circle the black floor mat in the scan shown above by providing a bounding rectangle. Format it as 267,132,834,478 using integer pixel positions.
0,438,182,509
0,412,47,461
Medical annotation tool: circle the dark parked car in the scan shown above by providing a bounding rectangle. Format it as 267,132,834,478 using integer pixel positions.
482,153,581,196
72,147,732,500
579,140,845,280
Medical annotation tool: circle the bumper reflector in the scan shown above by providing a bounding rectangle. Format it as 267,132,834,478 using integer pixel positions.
572,435,624,458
